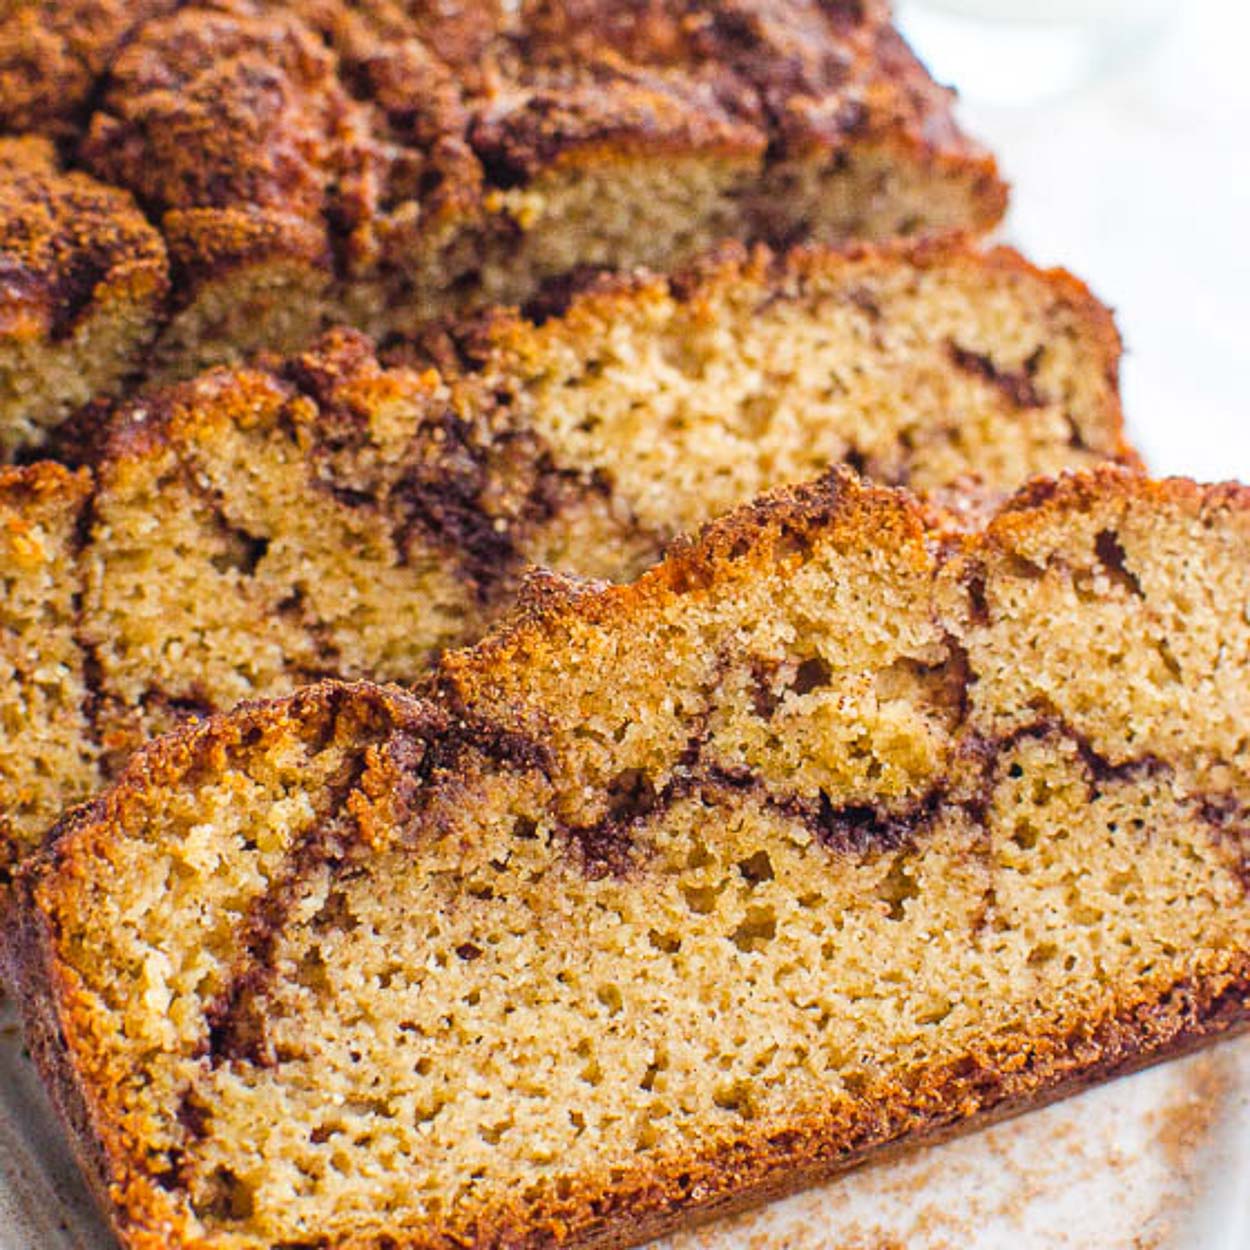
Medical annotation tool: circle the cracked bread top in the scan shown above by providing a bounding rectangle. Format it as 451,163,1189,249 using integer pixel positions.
72,1,998,268
51,0,993,207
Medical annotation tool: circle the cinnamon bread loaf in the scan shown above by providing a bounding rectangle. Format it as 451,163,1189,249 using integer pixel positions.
8,467,1250,1250
0,239,1133,879
0,0,1007,459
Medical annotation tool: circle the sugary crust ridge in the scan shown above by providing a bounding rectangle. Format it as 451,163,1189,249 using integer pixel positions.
435,463,1173,696
0,457,92,508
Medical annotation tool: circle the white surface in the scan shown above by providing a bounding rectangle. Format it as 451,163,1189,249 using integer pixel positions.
902,0,1250,480
2,6,1249,1248
915,0,1157,23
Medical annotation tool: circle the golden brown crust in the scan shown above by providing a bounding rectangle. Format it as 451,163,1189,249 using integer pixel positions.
159,206,334,297
0,456,91,509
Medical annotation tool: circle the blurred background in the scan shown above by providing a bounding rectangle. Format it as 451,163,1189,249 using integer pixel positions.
898,0,1249,480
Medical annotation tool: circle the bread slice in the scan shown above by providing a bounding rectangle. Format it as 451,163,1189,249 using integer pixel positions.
0,239,1134,876
0,0,1006,455
0,137,169,459
0,463,97,879
9,466,1250,1250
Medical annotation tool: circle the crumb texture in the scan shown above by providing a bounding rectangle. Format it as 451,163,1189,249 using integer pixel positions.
0,240,1132,874
11,468,1250,1250
0,0,1007,457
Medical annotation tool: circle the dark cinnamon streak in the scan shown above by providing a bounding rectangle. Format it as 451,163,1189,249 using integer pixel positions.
288,343,545,596
200,706,553,1069
1199,795,1250,892
564,719,1180,883
290,342,614,600
948,342,1046,410
201,754,371,1070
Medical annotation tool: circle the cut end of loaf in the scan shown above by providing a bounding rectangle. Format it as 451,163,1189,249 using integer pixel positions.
10,467,1250,1250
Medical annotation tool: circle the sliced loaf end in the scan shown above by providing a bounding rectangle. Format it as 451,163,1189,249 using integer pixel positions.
10,467,1250,1249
